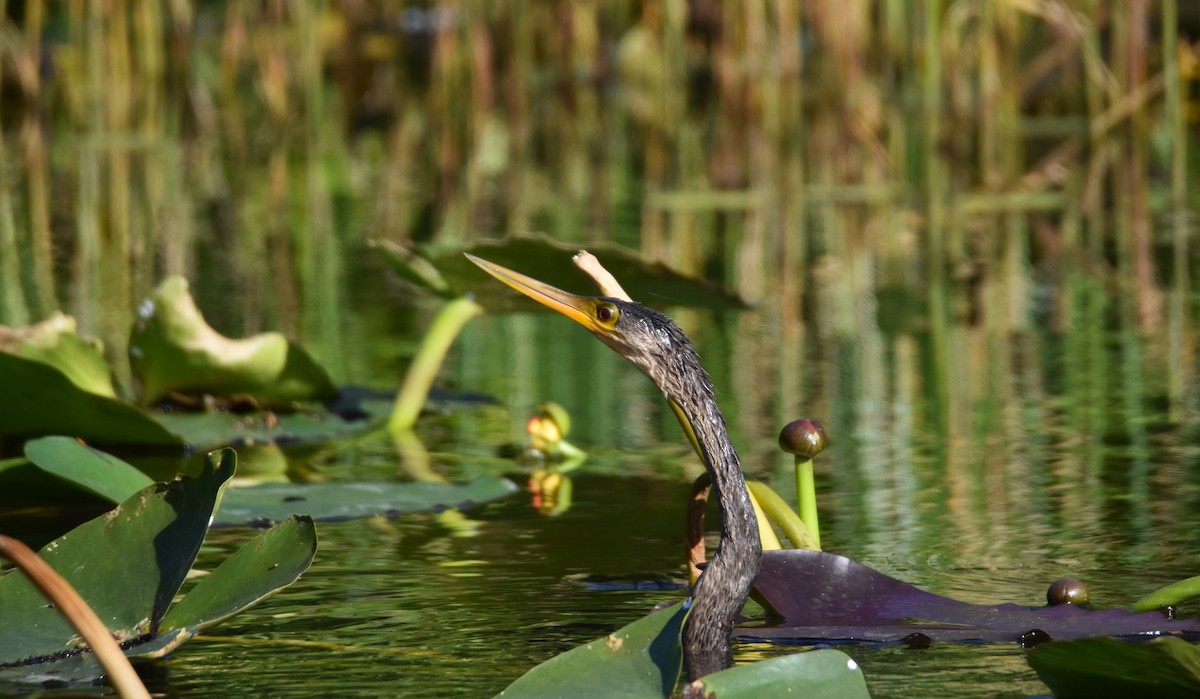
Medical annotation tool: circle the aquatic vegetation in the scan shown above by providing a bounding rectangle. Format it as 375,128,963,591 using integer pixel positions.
0,450,316,688
24,436,516,528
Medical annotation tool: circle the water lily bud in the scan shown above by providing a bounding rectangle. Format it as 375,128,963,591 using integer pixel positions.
538,402,571,437
778,419,827,459
1046,578,1090,606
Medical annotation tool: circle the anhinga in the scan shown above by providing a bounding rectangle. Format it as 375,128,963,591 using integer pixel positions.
467,254,761,680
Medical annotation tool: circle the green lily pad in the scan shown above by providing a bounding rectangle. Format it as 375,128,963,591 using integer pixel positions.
154,401,387,452
0,449,317,687
496,602,686,698
2,312,116,397
0,449,235,664
1026,636,1200,699
129,276,337,405
372,235,748,312
161,515,317,631
215,476,519,526
0,352,182,451
24,436,154,503
685,650,871,698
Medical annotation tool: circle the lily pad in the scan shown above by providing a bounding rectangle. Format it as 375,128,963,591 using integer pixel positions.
0,449,235,664
1026,636,1200,699
1,313,115,397
161,515,317,631
372,236,748,312
129,276,337,405
0,449,317,686
0,352,182,451
24,436,154,503
215,476,519,526
685,649,871,698
153,399,387,452
740,549,1200,644
496,601,686,698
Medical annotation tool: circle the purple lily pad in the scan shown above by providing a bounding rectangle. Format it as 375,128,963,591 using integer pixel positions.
736,549,1200,644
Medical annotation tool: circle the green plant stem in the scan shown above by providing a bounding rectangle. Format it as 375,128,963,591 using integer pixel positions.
1129,574,1200,613
388,296,483,434
0,535,151,699
793,456,821,550
745,481,818,551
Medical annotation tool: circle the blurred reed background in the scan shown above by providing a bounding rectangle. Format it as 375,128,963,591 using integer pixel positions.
1,2,1199,559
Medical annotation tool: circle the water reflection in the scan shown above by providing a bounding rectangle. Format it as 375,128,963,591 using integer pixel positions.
2,3,1199,697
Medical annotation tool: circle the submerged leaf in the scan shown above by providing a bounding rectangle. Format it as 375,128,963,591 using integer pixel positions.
496,602,686,699
684,650,871,698
1026,636,1200,699
25,436,154,503
741,549,1200,644
0,352,182,450
214,476,518,526
129,277,336,405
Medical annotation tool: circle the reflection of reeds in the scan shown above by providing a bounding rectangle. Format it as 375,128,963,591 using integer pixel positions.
0,3,1196,553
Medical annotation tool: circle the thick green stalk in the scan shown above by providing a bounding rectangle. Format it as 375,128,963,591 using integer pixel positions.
746,481,818,551
793,457,821,550
389,297,483,434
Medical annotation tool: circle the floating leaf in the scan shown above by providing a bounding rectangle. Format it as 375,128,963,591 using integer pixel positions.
215,476,519,526
0,450,316,687
161,515,317,631
129,277,337,405
373,236,748,312
154,400,386,452
685,650,871,698
1,313,116,397
496,602,686,699
24,436,154,503
1026,636,1200,699
0,450,235,665
0,353,182,451
740,549,1200,643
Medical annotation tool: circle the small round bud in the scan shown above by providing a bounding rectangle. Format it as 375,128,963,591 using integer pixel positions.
1046,578,1090,606
538,402,571,437
778,419,827,459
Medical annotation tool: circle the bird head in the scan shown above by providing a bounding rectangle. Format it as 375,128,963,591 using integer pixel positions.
465,253,690,384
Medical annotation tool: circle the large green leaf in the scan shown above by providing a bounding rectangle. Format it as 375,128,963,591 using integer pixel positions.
685,650,872,698
154,402,386,452
24,436,154,503
0,352,182,450
0,449,235,663
4,313,116,397
161,515,317,632
215,476,519,526
129,276,336,405
495,602,686,698
1026,636,1200,699
373,236,748,312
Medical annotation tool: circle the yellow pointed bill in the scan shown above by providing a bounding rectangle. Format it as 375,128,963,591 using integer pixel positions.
465,253,601,331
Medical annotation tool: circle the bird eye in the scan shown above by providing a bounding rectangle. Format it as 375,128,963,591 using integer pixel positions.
596,303,618,324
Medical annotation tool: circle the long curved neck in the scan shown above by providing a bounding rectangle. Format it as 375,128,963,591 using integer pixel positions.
665,386,761,681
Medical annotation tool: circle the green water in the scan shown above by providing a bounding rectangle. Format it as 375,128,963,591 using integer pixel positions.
3,3,1200,697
